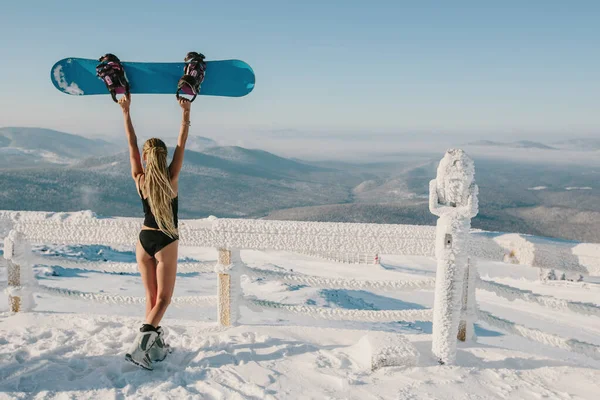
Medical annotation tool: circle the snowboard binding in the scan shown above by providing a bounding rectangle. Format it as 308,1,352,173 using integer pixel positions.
176,52,206,102
96,53,130,103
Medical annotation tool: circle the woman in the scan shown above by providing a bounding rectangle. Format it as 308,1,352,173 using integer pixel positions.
119,93,191,370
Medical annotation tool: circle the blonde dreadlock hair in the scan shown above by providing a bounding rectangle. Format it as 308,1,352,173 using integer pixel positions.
142,138,178,238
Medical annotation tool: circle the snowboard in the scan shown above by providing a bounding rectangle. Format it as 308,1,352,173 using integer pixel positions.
51,57,255,98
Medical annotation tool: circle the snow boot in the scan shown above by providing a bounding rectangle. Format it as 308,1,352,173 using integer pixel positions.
148,326,172,362
125,325,159,370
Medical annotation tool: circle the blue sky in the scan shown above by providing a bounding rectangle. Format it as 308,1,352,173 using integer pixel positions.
0,0,599,150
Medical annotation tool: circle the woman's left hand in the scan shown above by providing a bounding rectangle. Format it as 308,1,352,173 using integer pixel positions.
178,97,191,112
119,94,131,113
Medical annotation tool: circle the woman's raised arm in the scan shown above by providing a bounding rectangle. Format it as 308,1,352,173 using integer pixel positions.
169,98,191,181
119,95,143,180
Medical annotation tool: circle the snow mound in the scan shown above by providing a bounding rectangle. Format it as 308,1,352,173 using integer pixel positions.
346,332,420,371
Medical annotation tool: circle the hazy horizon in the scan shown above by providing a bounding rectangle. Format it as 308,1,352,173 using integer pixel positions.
3,124,600,166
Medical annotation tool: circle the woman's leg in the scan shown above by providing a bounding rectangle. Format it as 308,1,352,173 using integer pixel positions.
136,240,158,319
146,240,178,327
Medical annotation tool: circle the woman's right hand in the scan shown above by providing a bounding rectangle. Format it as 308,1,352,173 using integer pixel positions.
118,94,131,113
178,97,191,112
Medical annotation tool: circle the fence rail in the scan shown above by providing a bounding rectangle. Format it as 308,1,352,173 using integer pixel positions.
241,264,436,292
478,278,600,318
2,211,598,276
247,299,433,322
35,283,218,307
478,310,600,361
30,254,215,274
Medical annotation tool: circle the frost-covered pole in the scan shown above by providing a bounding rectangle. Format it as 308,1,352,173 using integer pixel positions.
458,257,478,342
3,230,35,313
216,248,241,327
4,232,21,312
430,149,478,364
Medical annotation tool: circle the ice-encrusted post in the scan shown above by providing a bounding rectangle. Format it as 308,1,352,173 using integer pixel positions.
4,232,20,312
3,230,35,313
430,149,478,364
457,257,478,342
216,248,241,327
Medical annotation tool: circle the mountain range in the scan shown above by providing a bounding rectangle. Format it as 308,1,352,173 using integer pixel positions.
466,140,557,150
2,127,600,242
0,127,117,168
466,138,600,152
0,127,361,218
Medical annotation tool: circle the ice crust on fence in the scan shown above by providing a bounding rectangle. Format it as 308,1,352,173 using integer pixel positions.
30,254,215,274
247,298,433,322
0,210,436,255
242,264,436,292
2,210,599,276
35,283,218,307
478,278,600,318
200,219,437,255
469,231,600,277
479,310,600,361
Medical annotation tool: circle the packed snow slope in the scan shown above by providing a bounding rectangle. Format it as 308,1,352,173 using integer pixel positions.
1,240,600,399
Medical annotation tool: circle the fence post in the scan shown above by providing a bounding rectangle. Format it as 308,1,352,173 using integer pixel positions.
216,248,241,327
4,230,34,313
4,232,20,312
458,257,478,342
430,149,479,364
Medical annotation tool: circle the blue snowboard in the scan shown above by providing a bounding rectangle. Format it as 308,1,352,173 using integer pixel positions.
51,57,255,98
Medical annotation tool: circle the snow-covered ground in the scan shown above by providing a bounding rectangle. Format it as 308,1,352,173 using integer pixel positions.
1,244,600,399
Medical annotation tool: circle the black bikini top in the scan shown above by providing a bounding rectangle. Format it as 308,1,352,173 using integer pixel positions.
138,176,178,229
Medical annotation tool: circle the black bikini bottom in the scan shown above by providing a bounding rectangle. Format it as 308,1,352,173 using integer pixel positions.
139,230,178,258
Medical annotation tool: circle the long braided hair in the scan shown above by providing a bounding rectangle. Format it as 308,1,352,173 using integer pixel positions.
142,138,178,238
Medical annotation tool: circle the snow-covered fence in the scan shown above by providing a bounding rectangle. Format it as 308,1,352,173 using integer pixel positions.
216,249,435,327
475,277,600,361
2,228,436,333
477,278,600,318
241,264,436,291
247,299,433,322
1,236,219,310
29,254,215,274
468,231,600,278
3,211,597,276
478,311,600,361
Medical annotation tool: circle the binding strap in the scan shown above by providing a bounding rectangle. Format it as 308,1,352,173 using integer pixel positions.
96,53,130,103
176,52,206,102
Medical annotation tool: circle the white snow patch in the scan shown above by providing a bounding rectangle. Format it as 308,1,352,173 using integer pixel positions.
0,147,72,164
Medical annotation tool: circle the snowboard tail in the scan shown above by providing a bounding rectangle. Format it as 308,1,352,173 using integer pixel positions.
51,57,255,98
